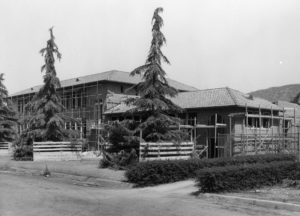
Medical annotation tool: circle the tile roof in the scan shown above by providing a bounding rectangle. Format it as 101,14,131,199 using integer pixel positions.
105,87,282,114
274,101,300,118
9,70,198,97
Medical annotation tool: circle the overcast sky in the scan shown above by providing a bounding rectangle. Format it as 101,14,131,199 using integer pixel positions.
1,0,300,94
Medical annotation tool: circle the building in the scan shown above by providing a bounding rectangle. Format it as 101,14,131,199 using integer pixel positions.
9,70,197,148
105,87,299,158
10,71,299,157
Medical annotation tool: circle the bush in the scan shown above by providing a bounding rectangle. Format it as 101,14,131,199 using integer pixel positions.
125,154,296,186
13,136,33,161
106,120,140,154
99,149,138,169
196,161,299,193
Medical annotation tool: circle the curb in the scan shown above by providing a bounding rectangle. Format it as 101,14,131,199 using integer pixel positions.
200,193,300,212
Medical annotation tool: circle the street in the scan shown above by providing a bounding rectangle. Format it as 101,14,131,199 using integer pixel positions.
0,173,297,216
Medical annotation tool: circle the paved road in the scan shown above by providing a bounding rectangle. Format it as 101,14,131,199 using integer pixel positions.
0,173,297,216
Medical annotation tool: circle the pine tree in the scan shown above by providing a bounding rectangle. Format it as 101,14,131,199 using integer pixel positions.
25,27,73,141
128,8,183,142
0,73,17,142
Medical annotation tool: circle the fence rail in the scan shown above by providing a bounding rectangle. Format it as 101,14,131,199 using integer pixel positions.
139,142,194,161
33,141,82,161
216,133,300,158
0,142,12,156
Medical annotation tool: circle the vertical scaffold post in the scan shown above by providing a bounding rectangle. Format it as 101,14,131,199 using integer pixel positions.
96,81,100,149
283,107,285,152
271,107,274,151
258,105,261,155
214,113,217,158
229,116,232,157
294,108,296,153
245,103,248,154
194,117,197,150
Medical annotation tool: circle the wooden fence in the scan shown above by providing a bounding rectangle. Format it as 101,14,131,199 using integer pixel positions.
33,141,82,161
215,133,300,158
232,134,299,156
139,142,194,161
0,142,12,156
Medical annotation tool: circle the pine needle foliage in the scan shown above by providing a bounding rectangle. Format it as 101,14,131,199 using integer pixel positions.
25,27,75,141
128,8,184,142
0,73,17,142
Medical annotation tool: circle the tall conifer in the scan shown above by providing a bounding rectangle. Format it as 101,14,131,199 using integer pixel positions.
0,74,17,142
26,27,72,141
129,8,183,142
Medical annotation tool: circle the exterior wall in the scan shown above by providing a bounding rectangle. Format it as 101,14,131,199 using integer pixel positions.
177,107,286,158
10,81,137,140
232,116,281,136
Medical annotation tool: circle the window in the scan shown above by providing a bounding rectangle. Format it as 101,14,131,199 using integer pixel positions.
77,93,81,108
188,113,197,125
66,95,71,109
247,117,260,128
18,101,22,113
262,118,270,128
247,117,271,128
120,86,124,93
210,114,225,124
66,122,71,130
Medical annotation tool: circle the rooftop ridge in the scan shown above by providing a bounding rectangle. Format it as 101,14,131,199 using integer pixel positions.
10,70,197,97
177,86,239,95
226,87,241,106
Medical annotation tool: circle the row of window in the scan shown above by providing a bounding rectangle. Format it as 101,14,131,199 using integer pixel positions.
247,117,271,128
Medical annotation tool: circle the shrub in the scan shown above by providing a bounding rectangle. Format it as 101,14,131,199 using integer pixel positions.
99,149,138,170
106,120,140,154
13,136,33,161
196,161,299,193
125,154,296,186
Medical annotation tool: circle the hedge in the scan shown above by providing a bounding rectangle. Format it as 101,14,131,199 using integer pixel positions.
125,154,296,186
196,161,300,193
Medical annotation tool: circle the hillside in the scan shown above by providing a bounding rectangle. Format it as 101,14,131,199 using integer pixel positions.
249,84,300,102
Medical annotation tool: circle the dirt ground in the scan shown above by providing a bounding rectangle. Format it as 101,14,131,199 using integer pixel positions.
0,156,125,181
0,173,298,216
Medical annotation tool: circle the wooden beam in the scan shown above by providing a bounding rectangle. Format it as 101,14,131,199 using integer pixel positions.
229,116,232,157
214,113,217,158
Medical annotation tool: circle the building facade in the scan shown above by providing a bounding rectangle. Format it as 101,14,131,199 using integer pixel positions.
10,70,299,157
105,87,299,158
9,70,197,148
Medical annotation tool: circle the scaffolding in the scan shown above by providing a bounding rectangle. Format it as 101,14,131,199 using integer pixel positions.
11,81,111,151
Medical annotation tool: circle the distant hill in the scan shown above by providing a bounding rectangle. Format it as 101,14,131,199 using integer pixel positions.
249,84,300,102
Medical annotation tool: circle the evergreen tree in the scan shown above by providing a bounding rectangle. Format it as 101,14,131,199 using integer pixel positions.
128,8,183,142
25,27,73,141
0,73,17,142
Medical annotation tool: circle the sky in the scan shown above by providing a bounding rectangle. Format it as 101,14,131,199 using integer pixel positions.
1,0,300,94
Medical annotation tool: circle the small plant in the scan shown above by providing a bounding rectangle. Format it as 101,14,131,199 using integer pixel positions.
42,164,51,177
